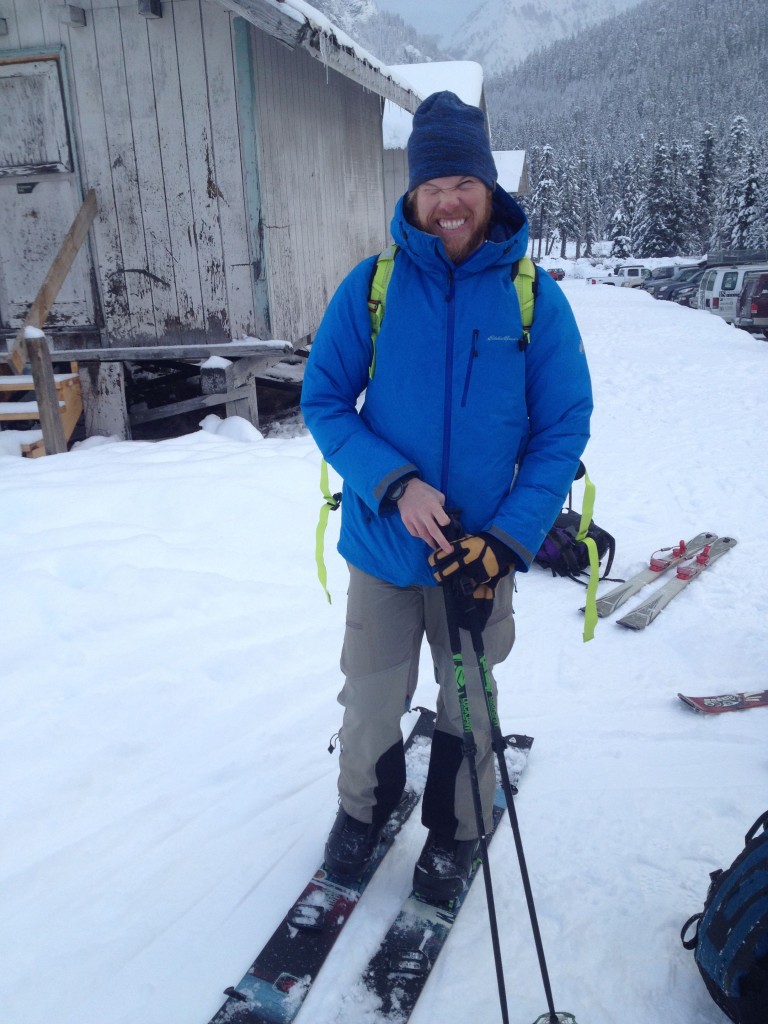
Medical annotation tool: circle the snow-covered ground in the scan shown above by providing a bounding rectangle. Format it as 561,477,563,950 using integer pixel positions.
1,278,766,1024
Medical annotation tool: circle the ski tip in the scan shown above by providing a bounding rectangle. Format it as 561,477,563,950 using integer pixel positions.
531,1013,578,1024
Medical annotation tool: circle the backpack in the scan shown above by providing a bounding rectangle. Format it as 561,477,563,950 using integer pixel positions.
315,249,538,602
533,463,617,641
681,810,768,1024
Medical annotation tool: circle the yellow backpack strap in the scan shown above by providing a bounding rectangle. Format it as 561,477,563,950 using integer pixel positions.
314,246,399,602
574,466,600,642
512,256,537,350
315,458,342,604
366,244,398,379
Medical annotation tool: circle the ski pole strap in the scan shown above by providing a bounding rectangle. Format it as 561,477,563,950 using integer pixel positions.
315,458,341,604
575,468,599,642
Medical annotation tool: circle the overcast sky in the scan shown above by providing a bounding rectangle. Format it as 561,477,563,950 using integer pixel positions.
373,0,467,40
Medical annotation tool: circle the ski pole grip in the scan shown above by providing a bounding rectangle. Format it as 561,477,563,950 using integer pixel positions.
443,507,464,543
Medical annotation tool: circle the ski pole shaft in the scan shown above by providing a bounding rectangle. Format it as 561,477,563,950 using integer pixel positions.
470,620,560,1024
444,588,510,1024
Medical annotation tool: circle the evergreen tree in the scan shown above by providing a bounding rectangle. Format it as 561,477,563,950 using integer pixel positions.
733,145,761,249
609,207,632,259
695,125,719,253
633,135,676,257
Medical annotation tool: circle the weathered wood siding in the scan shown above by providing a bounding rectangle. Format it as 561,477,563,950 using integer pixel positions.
1,0,390,348
248,28,388,341
1,0,259,345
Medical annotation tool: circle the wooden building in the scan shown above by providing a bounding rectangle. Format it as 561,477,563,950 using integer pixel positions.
0,0,419,437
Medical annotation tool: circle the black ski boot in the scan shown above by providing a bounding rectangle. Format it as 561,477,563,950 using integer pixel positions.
413,831,480,902
324,807,381,881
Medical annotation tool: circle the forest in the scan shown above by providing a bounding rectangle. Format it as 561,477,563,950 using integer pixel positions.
488,0,767,256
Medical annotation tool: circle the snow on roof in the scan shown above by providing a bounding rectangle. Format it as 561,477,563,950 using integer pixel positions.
219,0,420,105
493,150,526,194
382,61,485,149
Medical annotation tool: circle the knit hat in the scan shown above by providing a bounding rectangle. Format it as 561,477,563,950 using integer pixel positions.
407,91,497,192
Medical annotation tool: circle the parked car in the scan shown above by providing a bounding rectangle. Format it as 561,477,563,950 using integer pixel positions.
547,267,566,281
656,267,706,302
734,272,768,336
674,279,703,307
697,263,768,323
641,265,679,297
602,265,651,287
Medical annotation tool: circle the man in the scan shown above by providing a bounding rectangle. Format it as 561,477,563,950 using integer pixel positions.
301,91,592,901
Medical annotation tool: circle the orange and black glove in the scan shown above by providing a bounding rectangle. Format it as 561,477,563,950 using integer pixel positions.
428,532,514,631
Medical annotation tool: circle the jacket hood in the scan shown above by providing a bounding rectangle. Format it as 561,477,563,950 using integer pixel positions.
390,184,529,275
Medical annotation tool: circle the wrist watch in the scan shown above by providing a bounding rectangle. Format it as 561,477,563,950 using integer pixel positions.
387,476,414,503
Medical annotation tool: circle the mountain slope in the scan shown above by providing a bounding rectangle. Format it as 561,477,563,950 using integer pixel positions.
448,0,647,75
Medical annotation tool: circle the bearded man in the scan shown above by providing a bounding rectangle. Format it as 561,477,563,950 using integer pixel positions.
301,91,592,901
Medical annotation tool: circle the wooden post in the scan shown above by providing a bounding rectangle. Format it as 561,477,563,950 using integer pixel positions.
26,335,67,455
7,188,98,374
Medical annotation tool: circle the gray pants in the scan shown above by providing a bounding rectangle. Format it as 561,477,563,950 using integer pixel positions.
337,565,515,840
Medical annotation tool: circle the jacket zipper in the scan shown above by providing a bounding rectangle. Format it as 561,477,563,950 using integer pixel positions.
440,269,456,497
461,329,480,408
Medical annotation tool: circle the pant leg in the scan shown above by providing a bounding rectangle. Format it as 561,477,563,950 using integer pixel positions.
421,576,515,840
336,565,425,827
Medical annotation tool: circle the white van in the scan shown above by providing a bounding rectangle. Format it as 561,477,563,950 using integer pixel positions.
698,263,768,323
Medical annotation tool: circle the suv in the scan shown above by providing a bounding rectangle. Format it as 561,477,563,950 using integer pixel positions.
698,263,768,322
602,265,651,288
734,272,768,337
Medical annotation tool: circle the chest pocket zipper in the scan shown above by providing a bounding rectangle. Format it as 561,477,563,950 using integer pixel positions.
461,329,480,408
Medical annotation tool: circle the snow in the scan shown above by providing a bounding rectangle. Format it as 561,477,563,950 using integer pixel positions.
382,61,484,149
1,278,766,1024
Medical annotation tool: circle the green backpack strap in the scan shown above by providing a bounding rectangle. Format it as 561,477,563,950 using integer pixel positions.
314,245,399,601
574,466,600,642
512,256,537,349
366,243,398,379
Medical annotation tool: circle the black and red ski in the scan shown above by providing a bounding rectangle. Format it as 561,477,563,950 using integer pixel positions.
678,690,768,714
206,707,435,1024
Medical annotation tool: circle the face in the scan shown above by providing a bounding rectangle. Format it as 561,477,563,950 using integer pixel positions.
412,176,493,264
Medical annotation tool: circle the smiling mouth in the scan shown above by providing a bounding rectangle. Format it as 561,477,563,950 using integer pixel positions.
437,218,467,231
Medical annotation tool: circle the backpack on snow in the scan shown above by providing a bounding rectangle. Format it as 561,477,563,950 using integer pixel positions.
533,462,617,641
681,810,768,1024
534,464,616,584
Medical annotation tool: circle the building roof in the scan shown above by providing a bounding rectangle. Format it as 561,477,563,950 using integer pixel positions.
215,0,420,112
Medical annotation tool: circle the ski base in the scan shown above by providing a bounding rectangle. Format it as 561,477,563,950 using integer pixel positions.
340,734,533,1024
678,690,768,714
207,708,436,1024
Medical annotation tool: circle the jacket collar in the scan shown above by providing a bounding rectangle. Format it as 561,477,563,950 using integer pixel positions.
390,185,529,276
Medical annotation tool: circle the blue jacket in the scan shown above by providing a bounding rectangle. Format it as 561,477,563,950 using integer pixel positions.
301,187,592,588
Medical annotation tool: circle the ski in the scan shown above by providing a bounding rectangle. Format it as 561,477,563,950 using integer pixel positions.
678,690,768,714
617,535,737,631
337,734,533,1024
594,531,717,618
206,707,436,1024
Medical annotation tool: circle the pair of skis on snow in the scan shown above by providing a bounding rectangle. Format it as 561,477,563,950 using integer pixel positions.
206,708,536,1024
594,531,766,715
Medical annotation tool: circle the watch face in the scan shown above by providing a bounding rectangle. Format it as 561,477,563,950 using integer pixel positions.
389,481,405,501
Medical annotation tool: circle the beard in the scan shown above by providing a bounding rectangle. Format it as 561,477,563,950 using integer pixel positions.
410,188,493,265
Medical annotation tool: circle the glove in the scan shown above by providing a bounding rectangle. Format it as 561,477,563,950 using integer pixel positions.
428,532,513,589
429,533,514,634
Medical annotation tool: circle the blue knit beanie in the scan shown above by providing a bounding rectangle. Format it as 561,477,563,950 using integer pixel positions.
407,91,497,192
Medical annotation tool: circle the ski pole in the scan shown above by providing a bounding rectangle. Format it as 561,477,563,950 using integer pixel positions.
442,581,510,1024
466,608,573,1024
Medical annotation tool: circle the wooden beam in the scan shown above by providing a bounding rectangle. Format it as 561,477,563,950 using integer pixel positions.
8,188,98,374
20,342,292,362
26,335,67,455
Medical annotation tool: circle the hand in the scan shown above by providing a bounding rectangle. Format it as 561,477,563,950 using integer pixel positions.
449,579,497,633
397,479,453,553
428,532,512,588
